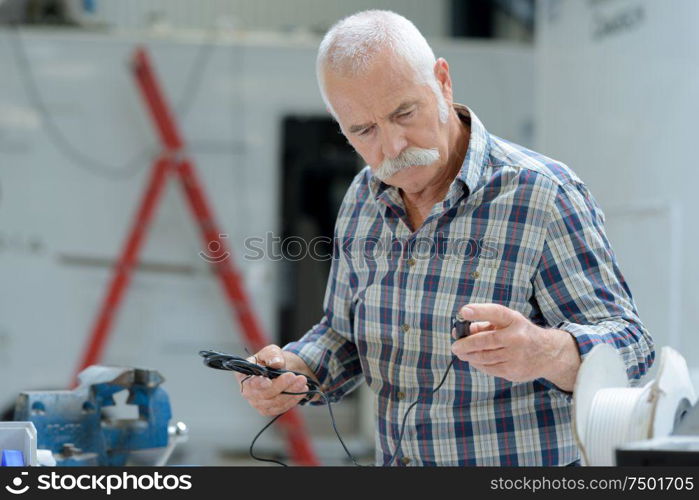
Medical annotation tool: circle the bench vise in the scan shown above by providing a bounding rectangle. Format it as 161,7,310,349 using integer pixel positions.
13,365,182,466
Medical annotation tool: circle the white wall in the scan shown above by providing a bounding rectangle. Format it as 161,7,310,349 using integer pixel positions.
68,0,450,36
536,0,699,377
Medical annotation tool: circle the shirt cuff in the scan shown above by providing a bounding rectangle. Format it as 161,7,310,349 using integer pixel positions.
556,320,608,360
283,341,339,405
283,340,330,386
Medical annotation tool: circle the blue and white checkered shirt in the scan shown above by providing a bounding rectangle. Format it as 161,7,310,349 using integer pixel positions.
284,105,655,466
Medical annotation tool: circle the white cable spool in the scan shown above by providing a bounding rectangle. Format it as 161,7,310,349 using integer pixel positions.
584,385,653,465
649,347,697,438
573,344,635,466
573,344,698,466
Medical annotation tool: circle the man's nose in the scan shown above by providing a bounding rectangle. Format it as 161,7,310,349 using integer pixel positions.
380,125,408,160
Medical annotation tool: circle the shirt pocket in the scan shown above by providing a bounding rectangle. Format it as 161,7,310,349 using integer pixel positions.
452,260,531,313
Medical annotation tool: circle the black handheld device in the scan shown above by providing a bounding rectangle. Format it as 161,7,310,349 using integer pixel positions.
198,349,321,392
452,311,472,339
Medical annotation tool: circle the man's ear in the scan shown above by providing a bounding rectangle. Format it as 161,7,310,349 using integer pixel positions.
434,57,454,104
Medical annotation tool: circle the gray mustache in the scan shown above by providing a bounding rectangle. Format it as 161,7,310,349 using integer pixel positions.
374,147,440,181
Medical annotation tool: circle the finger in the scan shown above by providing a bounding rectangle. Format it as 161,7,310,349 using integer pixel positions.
255,345,285,368
468,361,509,379
451,321,490,340
257,378,308,415
240,374,273,400
279,377,310,399
452,330,504,356
462,347,508,366
258,390,306,413
258,395,305,416
245,372,302,401
459,304,517,329
237,374,252,392
470,321,493,334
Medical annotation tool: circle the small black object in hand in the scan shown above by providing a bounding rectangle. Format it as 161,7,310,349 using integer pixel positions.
452,312,472,339
198,349,321,394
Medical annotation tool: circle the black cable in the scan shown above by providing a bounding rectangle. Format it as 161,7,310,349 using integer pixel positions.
314,391,362,466
7,24,219,180
247,389,364,467
386,359,455,466
200,349,457,467
290,390,364,466
248,413,288,466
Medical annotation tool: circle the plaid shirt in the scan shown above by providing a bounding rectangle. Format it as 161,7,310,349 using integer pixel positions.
284,105,655,466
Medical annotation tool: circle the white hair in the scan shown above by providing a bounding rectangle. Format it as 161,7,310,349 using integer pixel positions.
316,10,449,123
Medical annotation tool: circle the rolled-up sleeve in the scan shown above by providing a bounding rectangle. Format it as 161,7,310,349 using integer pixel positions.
534,181,655,384
283,227,363,403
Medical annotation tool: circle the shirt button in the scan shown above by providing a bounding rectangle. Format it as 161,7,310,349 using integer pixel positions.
407,257,416,267
396,391,406,400
400,457,411,465
401,324,410,333
470,270,480,279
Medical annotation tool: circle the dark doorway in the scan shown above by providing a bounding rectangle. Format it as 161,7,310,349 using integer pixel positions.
279,116,361,346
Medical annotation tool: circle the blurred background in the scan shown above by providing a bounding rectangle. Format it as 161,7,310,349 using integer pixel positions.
0,0,696,465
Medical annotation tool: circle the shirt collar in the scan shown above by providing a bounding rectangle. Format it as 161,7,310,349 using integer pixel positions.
367,103,490,201
453,103,490,195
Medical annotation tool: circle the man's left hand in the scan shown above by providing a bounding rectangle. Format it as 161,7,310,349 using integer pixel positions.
450,303,581,392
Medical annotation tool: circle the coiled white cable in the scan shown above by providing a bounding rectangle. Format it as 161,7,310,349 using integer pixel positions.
574,345,697,466
584,386,652,465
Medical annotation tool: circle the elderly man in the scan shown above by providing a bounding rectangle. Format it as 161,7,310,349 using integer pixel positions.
237,10,654,466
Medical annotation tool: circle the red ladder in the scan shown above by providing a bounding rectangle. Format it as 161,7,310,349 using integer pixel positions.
72,46,319,466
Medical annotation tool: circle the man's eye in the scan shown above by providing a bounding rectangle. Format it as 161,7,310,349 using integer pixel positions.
398,110,414,119
359,126,374,136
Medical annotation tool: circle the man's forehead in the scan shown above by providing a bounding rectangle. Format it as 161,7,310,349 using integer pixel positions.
326,76,423,123
323,52,428,121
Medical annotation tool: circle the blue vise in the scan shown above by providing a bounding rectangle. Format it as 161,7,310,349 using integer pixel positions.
14,366,172,466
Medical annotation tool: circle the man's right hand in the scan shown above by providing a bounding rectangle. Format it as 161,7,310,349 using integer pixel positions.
236,344,317,417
